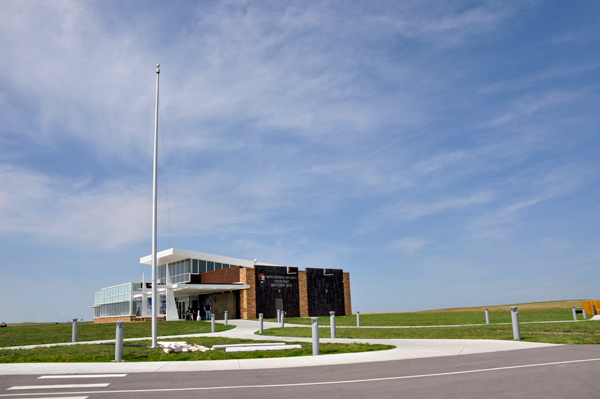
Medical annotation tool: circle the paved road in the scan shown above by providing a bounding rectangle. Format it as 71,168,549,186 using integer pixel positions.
1,345,599,399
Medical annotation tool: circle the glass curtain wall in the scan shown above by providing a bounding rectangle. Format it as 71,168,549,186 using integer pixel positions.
158,259,235,284
96,283,133,317
100,283,131,304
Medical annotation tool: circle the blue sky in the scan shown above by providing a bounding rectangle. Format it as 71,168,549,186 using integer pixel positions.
1,1,599,322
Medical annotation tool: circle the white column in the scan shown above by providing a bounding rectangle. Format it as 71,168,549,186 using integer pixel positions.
142,292,148,317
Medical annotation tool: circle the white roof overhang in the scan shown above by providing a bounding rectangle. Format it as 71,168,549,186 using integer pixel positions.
140,248,278,268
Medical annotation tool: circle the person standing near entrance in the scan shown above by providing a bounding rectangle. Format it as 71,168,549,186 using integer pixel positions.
205,303,211,321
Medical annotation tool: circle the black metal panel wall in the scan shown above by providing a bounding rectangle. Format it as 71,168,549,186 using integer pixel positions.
254,266,300,319
306,268,346,316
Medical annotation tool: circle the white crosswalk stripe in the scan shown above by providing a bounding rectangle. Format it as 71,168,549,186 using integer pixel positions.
38,374,126,379
7,383,109,390
4,374,119,398
5,397,88,399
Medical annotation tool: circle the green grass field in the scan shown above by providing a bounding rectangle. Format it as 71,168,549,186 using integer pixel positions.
260,322,600,344
273,307,583,327
0,337,392,363
0,321,234,348
257,301,599,344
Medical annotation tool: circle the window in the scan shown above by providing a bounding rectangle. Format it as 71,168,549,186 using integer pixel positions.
159,294,166,315
99,283,131,305
134,300,142,316
99,302,129,317
166,260,192,284
158,265,166,284
199,260,207,273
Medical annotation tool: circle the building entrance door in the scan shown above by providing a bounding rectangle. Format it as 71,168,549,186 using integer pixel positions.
190,299,199,313
190,299,199,319
275,298,283,318
177,301,186,320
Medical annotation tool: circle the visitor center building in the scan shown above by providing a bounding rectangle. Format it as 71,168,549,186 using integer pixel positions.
91,248,352,323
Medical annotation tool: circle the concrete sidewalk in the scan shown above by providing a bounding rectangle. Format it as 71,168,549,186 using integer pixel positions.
0,319,558,375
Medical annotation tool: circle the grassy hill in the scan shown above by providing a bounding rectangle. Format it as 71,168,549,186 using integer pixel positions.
422,299,590,312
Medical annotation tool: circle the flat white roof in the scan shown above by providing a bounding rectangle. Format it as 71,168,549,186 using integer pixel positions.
140,248,279,268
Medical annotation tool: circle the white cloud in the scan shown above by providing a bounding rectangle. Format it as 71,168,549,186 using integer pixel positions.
0,0,522,167
0,162,322,249
0,2,158,164
0,164,150,249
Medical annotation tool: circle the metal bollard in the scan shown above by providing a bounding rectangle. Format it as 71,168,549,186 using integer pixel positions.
277,309,281,324
224,310,228,325
311,317,320,356
572,306,577,321
115,321,124,361
510,306,521,341
583,308,587,320
211,314,216,333
259,313,264,334
71,318,78,342
280,311,285,328
485,308,490,325
330,311,336,338
357,311,360,327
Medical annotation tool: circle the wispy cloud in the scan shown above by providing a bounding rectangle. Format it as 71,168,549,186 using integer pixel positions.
358,191,494,233
373,2,515,46
0,0,523,167
466,164,592,242
482,90,584,127
479,62,600,94
550,22,600,45
390,236,430,256
0,164,149,248
0,162,338,249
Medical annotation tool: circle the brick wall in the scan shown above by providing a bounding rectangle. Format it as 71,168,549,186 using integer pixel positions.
343,272,352,316
298,270,309,317
239,267,256,319
200,266,241,284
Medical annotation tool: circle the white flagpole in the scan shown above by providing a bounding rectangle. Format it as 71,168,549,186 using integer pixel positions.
151,64,160,348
